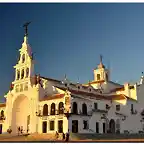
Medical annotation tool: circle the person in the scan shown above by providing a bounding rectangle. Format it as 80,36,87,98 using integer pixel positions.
62,132,65,141
18,126,20,136
21,126,23,135
55,131,59,140
65,129,70,142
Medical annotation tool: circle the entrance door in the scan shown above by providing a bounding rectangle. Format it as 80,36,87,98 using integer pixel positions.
58,120,63,133
0,124,2,134
109,119,115,133
72,120,78,133
96,122,99,133
42,121,47,133
103,123,106,133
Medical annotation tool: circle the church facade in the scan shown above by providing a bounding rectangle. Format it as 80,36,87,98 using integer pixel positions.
0,31,144,135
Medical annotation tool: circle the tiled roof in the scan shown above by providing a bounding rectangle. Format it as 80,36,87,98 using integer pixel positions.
110,87,125,93
56,86,126,101
40,93,65,102
0,103,6,108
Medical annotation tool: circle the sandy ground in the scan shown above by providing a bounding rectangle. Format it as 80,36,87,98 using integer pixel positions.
0,134,144,142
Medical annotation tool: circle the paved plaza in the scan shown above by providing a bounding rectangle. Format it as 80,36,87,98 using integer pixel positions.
0,134,144,142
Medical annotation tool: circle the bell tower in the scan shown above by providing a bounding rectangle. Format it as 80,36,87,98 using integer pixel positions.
12,22,34,87
93,55,110,82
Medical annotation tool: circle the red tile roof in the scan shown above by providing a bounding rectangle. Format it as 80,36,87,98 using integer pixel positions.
56,86,126,101
110,87,125,93
40,93,65,102
0,103,6,108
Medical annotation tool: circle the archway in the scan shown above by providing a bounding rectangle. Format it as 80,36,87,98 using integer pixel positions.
11,95,29,134
109,119,115,133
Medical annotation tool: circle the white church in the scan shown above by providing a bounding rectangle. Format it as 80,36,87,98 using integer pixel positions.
0,25,144,135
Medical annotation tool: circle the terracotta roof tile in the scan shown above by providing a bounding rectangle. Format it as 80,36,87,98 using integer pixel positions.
110,87,125,93
56,86,126,101
0,103,6,108
40,93,65,102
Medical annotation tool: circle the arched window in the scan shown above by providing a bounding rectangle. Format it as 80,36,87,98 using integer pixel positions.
58,102,64,114
97,74,101,81
50,103,55,115
21,69,24,79
26,68,29,78
82,103,87,115
72,102,78,114
1,110,4,118
22,54,25,63
17,70,20,80
43,104,48,116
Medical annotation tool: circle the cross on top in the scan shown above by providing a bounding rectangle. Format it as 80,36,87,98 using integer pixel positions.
100,54,103,63
23,22,31,36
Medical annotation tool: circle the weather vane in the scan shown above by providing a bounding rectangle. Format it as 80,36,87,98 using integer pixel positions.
100,54,103,63
23,21,31,36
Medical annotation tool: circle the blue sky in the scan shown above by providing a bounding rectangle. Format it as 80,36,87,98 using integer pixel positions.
0,3,144,101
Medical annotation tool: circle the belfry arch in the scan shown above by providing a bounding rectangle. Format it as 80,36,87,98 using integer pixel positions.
11,95,30,134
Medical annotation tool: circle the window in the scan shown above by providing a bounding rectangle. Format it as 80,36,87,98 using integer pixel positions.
22,54,25,63
131,104,134,110
1,110,4,117
94,103,98,110
106,104,109,110
82,103,87,115
17,70,20,80
43,104,48,116
0,110,4,120
50,103,55,115
72,102,78,114
58,102,64,114
116,105,120,111
50,121,54,130
83,120,89,129
96,122,99,133
129,86,134,89
97,74,101,81
65,83,67,87
26,68,29,78
21,69,24,79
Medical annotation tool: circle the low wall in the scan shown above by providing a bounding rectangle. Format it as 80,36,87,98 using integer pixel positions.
70,133,144,140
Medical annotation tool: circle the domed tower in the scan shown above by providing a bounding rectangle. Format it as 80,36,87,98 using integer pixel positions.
93,55,110,82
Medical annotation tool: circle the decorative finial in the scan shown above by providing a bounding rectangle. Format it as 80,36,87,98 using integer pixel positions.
23,21,31,36
64,74,67,81
100,54,103,64
77,77,80,84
